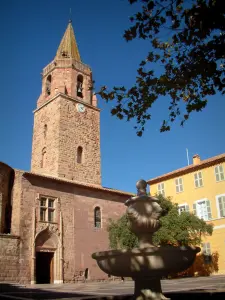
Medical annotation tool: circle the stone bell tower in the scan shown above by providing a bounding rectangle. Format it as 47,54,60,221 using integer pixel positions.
31,21,101,185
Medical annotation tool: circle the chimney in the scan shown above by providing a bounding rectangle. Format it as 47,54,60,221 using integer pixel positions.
193,154,201,165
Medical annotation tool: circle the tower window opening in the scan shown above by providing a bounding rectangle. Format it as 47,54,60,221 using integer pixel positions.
77,146,83,164
94,207,101,228
77,75,83,98
41,147,47,168
44,124,47,139
61,50,69,58
46,75,52,96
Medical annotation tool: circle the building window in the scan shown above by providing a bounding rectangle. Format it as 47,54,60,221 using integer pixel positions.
44,124,47,139
41,147,47,168
215,165,225,182
194,171,203,188
193,199,212,221
202,242,212,264
40,197,55,222
178,203,189,214
46,75,52,96
77,75,83,98
157,183,165,196
216,194,225,218
77,146,83,164
175,177,183,193
94,206,101,228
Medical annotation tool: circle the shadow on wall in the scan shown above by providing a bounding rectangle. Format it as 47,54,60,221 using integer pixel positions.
169,251,219,278
0,162,15,234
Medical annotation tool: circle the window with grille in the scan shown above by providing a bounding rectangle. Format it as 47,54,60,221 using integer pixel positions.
40,197,55,222
175,177,183,193
94,206,101,228
194,171,203,188
202,242,211,255
193,199,212,221
217,195,225,218
178,204,189,215
157,183,165,196
215,165,225,182
202,242,212,264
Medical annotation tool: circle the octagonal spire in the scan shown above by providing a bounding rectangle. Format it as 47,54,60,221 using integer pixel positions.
55,21,81,61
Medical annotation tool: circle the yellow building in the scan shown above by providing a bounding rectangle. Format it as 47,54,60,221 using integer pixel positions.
147,153,225,274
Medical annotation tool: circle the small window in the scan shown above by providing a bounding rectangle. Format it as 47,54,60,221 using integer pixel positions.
46,75,52,96
193,199,212,221
217,195,225,218
44,124,47,139
178,204,189,215
94,207,101,228
194,171,203,188
41,148,47,168
215,165,225,182
40,197,55,222
77,75,83,98
175,177,183,193
202,242,212,264
77,146,83,164
157,183,165,196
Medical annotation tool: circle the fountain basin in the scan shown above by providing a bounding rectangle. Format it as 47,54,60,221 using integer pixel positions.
92,245,200,278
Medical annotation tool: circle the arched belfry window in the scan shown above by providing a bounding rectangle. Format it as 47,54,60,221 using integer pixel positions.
77,146,83,164
41,147,47,168
46,75,52,96
94,207,101,228
77,75,83,98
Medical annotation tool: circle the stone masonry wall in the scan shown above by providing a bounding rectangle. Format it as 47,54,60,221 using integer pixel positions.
0,162,13,233
31,98,61,177
37,59,92,108
58,96,101,185
0,234,20,282
10,170,23,236
20,174,128,283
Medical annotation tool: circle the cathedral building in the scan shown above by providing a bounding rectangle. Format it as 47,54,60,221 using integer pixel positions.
0,21,131,284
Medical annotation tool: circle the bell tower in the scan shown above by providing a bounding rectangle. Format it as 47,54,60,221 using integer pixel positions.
31,21,101,185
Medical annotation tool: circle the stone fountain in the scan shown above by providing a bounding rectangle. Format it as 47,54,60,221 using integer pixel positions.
92,180,200,300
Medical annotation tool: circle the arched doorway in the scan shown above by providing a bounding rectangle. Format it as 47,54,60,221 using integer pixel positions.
34,227,61,284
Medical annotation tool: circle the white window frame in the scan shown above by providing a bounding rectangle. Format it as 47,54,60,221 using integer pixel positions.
175,177,183,193
215,165,225,182
157,182,165,196
202,242,211,255
39,196,56,223
216,194,225,218
194,171,203,188
178,203,189,215
193,198,212,221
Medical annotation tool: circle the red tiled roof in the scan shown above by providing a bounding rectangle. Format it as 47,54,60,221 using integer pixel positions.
147,153,225,185
23,171,133,197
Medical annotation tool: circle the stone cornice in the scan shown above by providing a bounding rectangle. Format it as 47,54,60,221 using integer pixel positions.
33,93,100,113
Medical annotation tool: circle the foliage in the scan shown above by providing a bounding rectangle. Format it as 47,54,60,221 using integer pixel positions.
107,194,213,249
108,214,139,249
98,0,225,136
170,251,219,277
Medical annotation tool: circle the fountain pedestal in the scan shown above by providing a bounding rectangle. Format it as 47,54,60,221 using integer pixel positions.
92,180,200,300
134,278,167,300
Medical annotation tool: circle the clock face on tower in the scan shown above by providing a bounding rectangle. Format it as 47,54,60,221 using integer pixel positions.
76,103,85,113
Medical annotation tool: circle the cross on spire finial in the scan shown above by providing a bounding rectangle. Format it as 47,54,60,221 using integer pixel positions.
69,8,72,23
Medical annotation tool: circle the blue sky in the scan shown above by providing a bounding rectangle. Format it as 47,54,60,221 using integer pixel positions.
0,0,224,193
